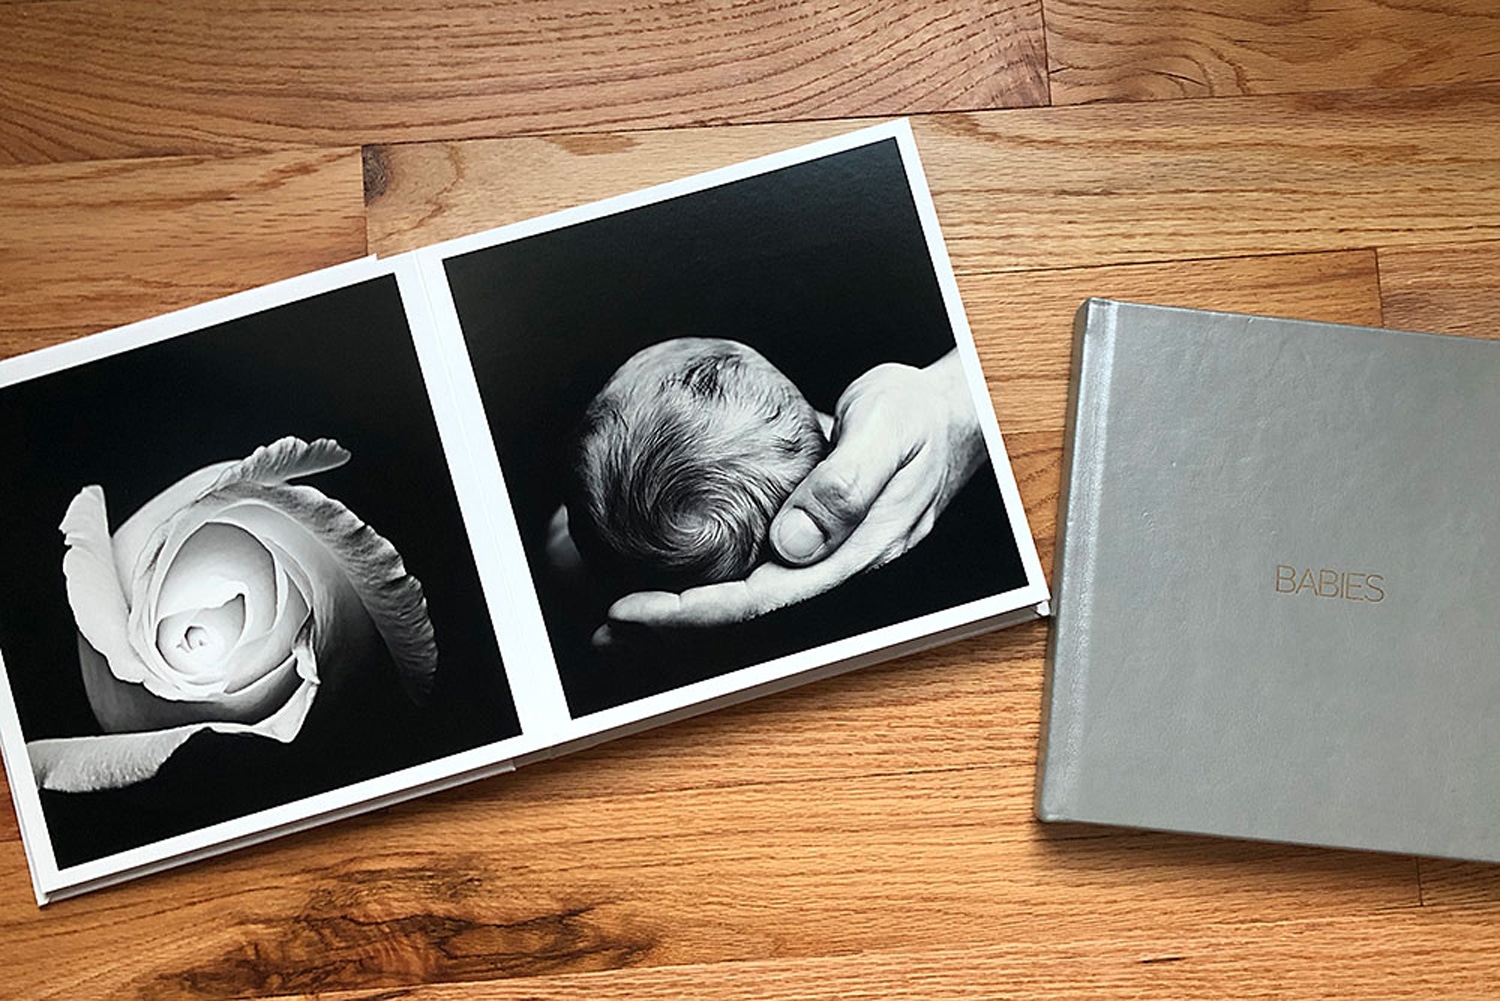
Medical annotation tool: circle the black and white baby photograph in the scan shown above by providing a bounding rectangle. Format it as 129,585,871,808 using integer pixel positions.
0,273,522,870
441,136,1032,717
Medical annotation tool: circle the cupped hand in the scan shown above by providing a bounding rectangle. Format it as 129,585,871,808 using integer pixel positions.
597,348,985,638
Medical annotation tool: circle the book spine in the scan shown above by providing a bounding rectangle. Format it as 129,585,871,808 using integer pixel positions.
1035,297,1119,821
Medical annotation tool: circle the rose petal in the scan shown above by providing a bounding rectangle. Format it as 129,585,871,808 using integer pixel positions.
209,436,350,491
27,726,206,793
209,502,352,614
150,523,282,695
205,486,436,703
216,573,312,695
153,523,273,623
59,486,154,687
197,501,365,684
107,438,345,593
31,628,321,792
115,438,346,690
155,595,246,679
125,507,292,699
111,461,233,593
78,632,303,731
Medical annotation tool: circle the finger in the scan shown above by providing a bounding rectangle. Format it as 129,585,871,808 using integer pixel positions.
608,552,854,628
606,589,692,626
590,618,655,651
610,468,933,629
769,417,906,567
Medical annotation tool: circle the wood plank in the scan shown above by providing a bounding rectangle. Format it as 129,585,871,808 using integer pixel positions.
0,760,1419,1000
366,86,1500,271
1378,240,1500,339
0,148,367,355
1046,0,1500,105
0,0,1047,165
0,771,16,844
249,909,1500,1000
1419,859,1500,908
967,250,1382,434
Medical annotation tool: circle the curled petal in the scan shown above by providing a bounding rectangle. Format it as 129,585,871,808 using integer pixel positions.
59,487,153,688
208,436,351,492
28,726,206,793
149,523,296,696
208,481,437,703
130,476,436,703
30,628,321,793
111,462,233,593
79,631,304,732
124,500,317,700
113,436,347,626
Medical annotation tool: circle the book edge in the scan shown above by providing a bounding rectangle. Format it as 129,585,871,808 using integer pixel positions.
1035,297,1118,822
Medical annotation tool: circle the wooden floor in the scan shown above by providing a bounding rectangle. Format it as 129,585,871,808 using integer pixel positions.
3,2,1500,997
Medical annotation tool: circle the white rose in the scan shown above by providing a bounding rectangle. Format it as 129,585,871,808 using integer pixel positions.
27,437,437,793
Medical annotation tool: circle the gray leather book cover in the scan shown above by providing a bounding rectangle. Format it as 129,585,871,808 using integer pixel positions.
1038,298,1500,861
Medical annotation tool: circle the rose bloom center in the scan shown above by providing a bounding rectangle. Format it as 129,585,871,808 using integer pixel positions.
153,523,276,678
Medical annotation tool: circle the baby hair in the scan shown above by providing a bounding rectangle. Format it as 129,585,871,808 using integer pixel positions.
569,337,828,591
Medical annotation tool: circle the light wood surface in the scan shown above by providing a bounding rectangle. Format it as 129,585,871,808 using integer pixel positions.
0,149,366,349
0,0,1047,163
2,3,1499,998
1045,0,1500,103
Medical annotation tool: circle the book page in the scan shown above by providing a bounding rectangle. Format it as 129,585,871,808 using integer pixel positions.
0,258,542,901
411,120,1049,746
0,121,1050,903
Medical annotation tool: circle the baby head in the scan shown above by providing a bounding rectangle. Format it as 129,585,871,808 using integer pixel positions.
568,337,828,591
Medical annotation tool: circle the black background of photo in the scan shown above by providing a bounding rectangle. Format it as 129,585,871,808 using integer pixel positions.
0,275,521,869
444,137,1031,717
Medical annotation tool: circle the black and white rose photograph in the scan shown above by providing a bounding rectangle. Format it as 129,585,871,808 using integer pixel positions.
440,138,1031,718
0,274,520,868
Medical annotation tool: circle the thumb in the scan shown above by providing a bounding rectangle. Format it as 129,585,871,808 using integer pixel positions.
769,420,904,567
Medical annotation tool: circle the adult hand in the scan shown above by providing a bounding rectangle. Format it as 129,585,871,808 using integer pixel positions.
597,348,985,638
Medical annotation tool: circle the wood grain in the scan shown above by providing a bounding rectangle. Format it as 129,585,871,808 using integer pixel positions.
1378,240,1500,339
1046,0,1500,104
0,0,1047,165
249,908,1500,1000
366,85,1500,271
0,739,1420,1000
965,249,1382,433
1419,858,1500,908
0,148,366,354
250,908,1500,999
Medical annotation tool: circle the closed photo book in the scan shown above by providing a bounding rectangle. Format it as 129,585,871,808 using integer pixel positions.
1038,298,1499,860
0,121,1049,904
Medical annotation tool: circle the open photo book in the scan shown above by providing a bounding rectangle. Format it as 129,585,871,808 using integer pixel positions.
0,121,1049,904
